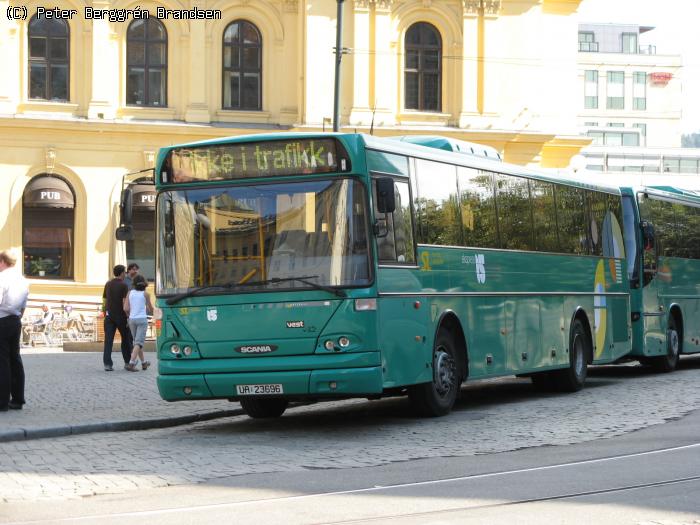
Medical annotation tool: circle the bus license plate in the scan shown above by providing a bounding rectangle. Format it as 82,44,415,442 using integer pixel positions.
236,384,283,396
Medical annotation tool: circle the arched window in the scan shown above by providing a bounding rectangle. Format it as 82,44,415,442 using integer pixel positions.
22,175,75,280
126,19,167,107
404,22,441,112
223,20,262,110
28,16,69,101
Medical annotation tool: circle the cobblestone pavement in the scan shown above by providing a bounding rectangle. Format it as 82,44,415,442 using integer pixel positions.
0,352,699,502
0,349,239,441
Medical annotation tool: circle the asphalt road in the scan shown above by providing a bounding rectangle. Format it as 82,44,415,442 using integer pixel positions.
3,358,700,524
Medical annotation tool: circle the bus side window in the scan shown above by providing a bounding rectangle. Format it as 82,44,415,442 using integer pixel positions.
373,178,416,264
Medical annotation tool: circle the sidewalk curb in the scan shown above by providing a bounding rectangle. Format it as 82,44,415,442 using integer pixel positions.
0,409,244,443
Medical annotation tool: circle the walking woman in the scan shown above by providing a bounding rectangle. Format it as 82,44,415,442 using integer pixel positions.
124,275,154,371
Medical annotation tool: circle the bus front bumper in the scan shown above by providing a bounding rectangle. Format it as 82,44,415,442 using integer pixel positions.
157,352,383,401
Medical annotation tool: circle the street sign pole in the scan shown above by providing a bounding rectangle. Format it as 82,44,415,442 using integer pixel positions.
333,0,345,132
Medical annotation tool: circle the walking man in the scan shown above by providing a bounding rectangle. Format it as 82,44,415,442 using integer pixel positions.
124,263,140,290
0,250,29,411
102,264,133,371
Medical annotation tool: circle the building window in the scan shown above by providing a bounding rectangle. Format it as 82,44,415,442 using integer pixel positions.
578,32,598,52
22,175,75,279
607,71,624,109
584,70,598,109
404,22,441,112
633,123,647,146
28,16,69,101
587,130,639,147
634,72,647,110
222,20,262,110
126,19,167,107
622,32,638,54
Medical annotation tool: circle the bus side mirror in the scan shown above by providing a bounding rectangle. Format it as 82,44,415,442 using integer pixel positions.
376,178,396,214
115,188,134,241
641,220,655,251
115,225,134,241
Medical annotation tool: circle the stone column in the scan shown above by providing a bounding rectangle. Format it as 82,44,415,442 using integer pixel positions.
349,0,371,125
184,0,210,122
87,0,117,119
0,2,20,112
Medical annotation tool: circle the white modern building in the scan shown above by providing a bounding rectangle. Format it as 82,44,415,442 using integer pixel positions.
577,23,682,148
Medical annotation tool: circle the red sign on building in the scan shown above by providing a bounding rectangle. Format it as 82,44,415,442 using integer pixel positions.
650,72,673,84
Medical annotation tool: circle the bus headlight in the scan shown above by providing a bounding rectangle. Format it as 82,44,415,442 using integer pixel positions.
324,340,335,351
170,344,181,355
354,298,377,311
182,346,193,356
338,337,350,348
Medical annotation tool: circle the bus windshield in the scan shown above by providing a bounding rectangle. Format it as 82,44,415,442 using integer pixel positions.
156,178,371,296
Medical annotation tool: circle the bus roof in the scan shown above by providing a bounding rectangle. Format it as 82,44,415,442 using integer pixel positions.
637,185,700,206
387,135,502,161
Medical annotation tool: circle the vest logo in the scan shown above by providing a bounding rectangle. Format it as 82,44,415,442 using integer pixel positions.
286,321,304,328
235,345,278,354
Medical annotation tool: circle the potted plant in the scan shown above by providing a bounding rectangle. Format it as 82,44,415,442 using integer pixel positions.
30,257,47,277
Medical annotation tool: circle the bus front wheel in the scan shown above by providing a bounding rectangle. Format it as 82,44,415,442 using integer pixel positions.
552,318,588,392
240,398,289,419
409,329,460,417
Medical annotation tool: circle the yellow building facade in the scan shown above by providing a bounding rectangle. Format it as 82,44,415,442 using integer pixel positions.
0,0,588,305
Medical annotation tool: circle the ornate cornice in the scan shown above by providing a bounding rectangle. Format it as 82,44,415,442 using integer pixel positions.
463,0,501,15
354,0,394,10
283,0,298,13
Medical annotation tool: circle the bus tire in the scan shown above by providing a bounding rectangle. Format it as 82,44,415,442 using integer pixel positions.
408,328,459,417
240,398,289,419
649,316,680,373
552,318,588,392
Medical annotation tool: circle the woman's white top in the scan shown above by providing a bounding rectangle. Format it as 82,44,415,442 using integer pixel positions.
128,290,148,320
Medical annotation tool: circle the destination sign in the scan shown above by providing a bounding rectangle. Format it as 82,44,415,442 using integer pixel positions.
163,138,349,183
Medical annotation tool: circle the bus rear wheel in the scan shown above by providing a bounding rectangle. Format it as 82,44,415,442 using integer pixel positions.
409,329,460,417
240,398,289,419
649,317,680,373
552,318,588,392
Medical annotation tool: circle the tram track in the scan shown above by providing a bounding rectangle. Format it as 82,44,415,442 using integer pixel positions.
9,442,700,524
312,475,700,525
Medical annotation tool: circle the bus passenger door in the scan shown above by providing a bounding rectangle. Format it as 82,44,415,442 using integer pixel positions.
640,220,665,354
373,176,432,387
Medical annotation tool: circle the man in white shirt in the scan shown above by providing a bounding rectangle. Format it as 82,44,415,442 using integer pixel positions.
0,249,29,411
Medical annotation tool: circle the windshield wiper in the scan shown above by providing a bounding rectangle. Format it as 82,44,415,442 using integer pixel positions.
165,275,347,305
165,284,236,305
240,275,347,298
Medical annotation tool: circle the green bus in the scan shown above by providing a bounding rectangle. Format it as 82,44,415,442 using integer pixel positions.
128,132,635,418
621,185,700,371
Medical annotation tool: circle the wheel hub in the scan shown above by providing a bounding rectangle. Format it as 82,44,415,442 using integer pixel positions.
434,348,456,398
668,329,679,358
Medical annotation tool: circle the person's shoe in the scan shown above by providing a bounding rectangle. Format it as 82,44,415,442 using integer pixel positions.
125,363,138,372
8,402,23,410
141,361,150,371
104,366,114,371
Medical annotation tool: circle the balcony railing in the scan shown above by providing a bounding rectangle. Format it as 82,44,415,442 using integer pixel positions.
579,42,599,52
